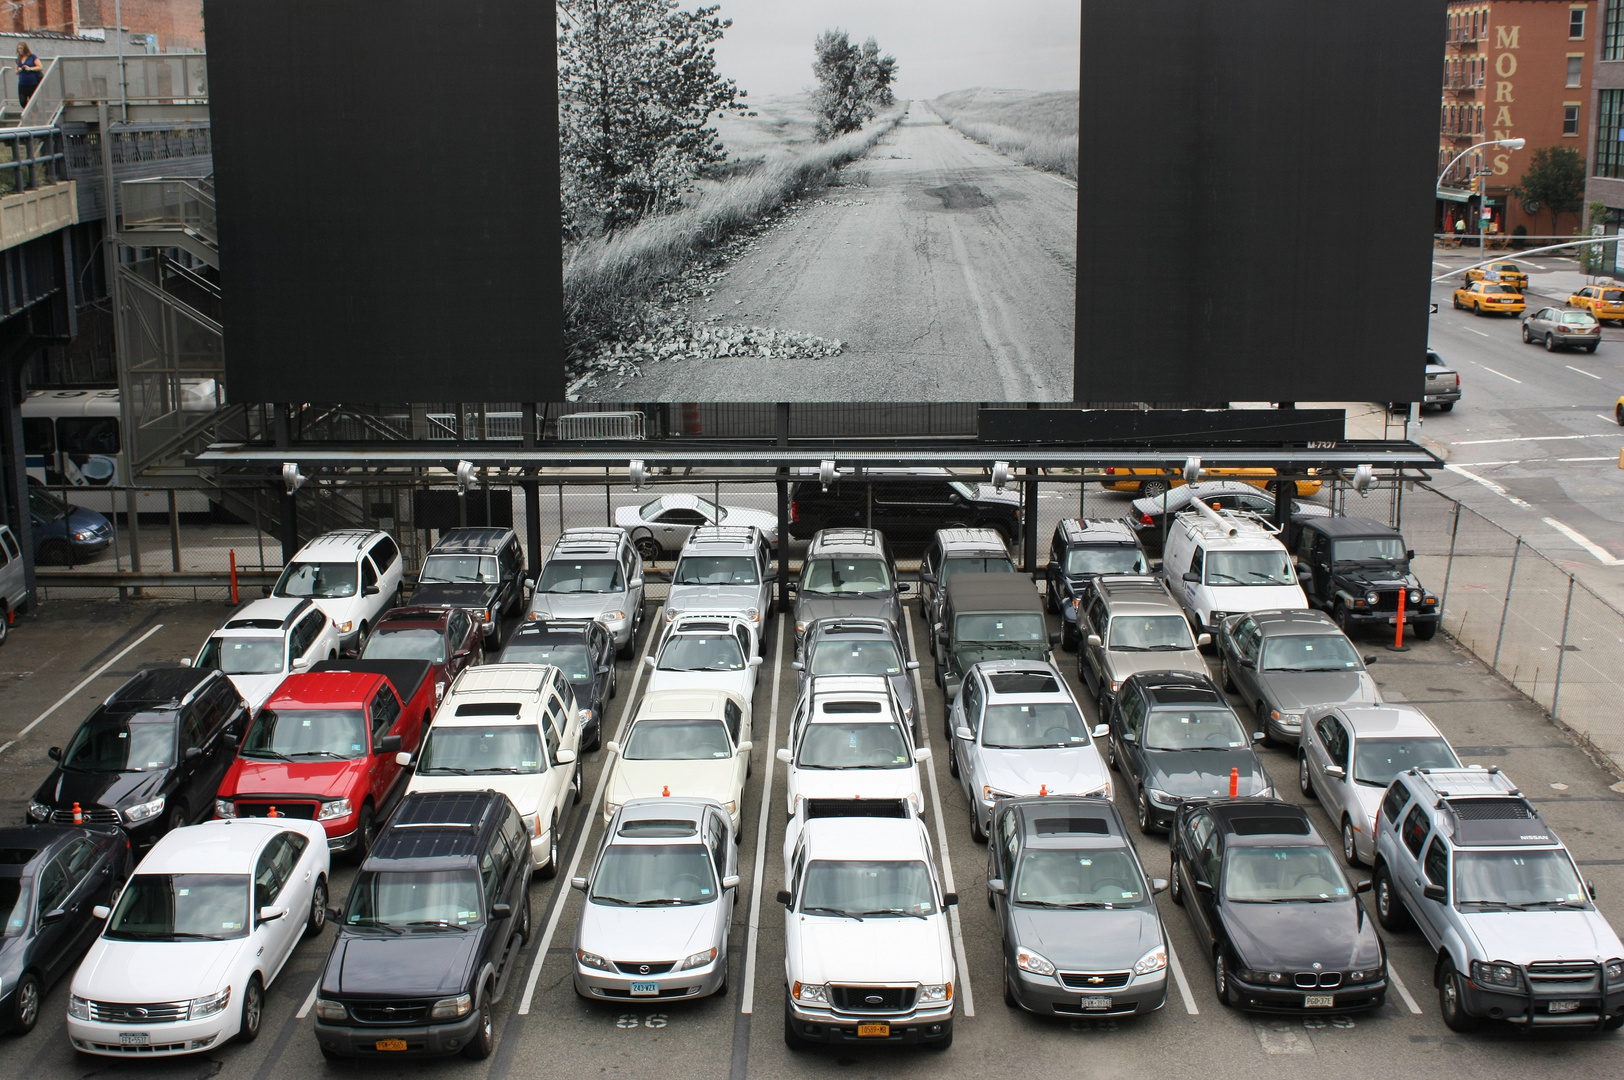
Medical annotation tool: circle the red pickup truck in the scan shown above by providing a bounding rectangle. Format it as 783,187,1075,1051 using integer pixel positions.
212,658,435,856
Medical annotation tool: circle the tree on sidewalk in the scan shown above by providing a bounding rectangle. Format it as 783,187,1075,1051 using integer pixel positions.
810,29,897,141
1510,147,1586,238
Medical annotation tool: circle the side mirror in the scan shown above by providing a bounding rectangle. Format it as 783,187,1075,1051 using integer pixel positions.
1196,633,1211,646
291,656,310,671
556,748,577,765
954,726,973,742
783,581,797,593
1151,878,1169,894
571,876,588,892
749,656,763,668
327,904,344,922
737,741,753,753
1587,879,1597,900
629,577,644,590
1194,879,1214,893
1363,655,1378,666
791,659,805,672
1239,657,1255,669
1324,764,1346,779
47,746,61,761
1122,730,1136,743
933,622,944,634
722,875,741,890
1422,883,1446,902
942,892,959,907
605,740,621,756
920,571,936,584
1251,732,1265,743
1048,631,1061,645
1354,879,1373,895
776,748,793,764
184,746,203,760
523,578,535,592
1092,723,1109,739
91,905,110,920
261,586,273,598
41,907,67,925
376,735,403,756
258,905,286,924
988,878,1006,895
1182,572,1200,583
395,751,413,767
1406,550,1416,561
597,664,612,676
179,657,193,667
364,583,380,596
913,747,932,762
644,655,655,668
1086,633,1102,647
776,889,793,907
1296,564,1312,579
906,660,920,671
224,733,239,747
491,902,513,920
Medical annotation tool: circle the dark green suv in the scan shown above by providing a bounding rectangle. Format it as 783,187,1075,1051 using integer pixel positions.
932,573,1056,703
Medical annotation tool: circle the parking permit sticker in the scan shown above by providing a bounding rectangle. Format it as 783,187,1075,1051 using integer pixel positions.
1335,887,1348,896
522,760,539,768
701,887,712,895
222,921,242,930
849,732,857,748
458,910,478,921
178,888,190,896
1079,858,1092,866
352,744,363,752
302,719,312,727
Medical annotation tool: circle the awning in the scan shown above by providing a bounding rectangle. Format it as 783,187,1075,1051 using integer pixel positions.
1437,187,1472,203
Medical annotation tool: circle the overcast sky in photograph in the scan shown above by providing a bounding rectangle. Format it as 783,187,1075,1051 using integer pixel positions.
707,0,1080,101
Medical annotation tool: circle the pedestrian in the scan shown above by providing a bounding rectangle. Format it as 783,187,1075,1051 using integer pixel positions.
15,42,41,108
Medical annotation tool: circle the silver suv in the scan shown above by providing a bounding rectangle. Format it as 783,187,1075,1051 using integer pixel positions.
1075,575,1209,718
1372,766,1624,1032
666,526,774,652
528,528,646,658
791,529,905,645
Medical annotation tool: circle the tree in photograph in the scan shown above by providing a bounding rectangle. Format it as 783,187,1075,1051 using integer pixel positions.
810,30,897,141
1510,146,1586,237
558,0,749,238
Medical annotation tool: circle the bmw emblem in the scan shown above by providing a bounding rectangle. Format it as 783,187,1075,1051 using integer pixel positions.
1312,962,1323,971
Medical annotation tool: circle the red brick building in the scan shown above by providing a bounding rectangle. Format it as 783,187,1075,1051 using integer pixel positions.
0,0,203,52
1438,2,1596,239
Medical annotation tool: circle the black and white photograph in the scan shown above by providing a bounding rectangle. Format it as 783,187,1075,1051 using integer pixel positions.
560,0,1079,402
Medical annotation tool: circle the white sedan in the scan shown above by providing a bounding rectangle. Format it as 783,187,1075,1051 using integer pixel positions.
605,689,753,833
614,494,779,562
645,614,762,711
68,818,330,1057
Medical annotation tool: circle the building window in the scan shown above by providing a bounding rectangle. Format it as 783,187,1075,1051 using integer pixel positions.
1610,0,1624,59
1570,55,1585,86
1597,89,1624,177
1565,104,1582,135
1572,6,1588,39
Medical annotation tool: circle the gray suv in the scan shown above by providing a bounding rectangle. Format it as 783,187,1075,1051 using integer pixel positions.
1075,575,1208,718
789,529,905,645
919,528,1014,658
1372,766,1624,1032
666,525,775,652
528,528,646,658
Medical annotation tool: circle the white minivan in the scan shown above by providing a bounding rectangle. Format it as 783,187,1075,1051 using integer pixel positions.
1161,502,1306,636
270,530,405,655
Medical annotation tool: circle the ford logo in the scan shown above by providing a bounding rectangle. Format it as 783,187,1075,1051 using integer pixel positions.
864,995,884,1006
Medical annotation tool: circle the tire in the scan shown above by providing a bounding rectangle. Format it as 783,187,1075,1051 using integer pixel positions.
539,813,560,879
485,618,503,652
1374,864,1411,931
635,536,661,565
1169,858,1184,907
1046,583,1058,614
304,875,328,938
783,999,806,1049
1333,601,1352,635
1221,657,1235,692
1472,301,1483,315
1004,962,1019,1007
1341,817,1361,867
1414,619,1438,641
462,994,495,1059
1452,294,1463,309
165,805,188,835
1617,403,1624,426
9,971,39,1034
237,975,264,1044
1060,622,1077,652
1522,323,1532,343
355,804,379,861
617,620,638,661
1545,332,1558,352
1438,958,1480,1033
1298,754,1314,797
1097,688,1111,727
1141,479,1168,500
517,887,533,945
1105,735,1117,772
1585,343,1599,353
572,757,584,804
1257,701,1273,748
1439,402,1454,412
948,742,959,777
585,716,601,753
969,803,986,844
1213,952,1236,1008
1137,791,1152,834
0,609,8,647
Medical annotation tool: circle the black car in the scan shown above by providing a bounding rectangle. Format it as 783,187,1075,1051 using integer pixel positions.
414,527,530,650
788,469,1020,546
0,824,129,1033
1043,519,1149,649
313,790,533,1060
1168,798,1386,1013
27,667,248,849
1289,517,1439,640
498,618,616,750
1105,672,1272,834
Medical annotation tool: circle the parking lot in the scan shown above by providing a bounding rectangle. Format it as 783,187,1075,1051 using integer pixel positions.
0,591,1621,1079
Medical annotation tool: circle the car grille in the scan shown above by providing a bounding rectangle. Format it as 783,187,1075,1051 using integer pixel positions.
829,985,917,1013
348,1000,432,1025
48,807,121,825
613,961,675,976
1370,591,1401,612
234,800,319,820
77,1039,194,1053
86,1000,190,1023
1527,961,1600,994
1293,972,1343,989
1059,971,1132,990
598,986,704,999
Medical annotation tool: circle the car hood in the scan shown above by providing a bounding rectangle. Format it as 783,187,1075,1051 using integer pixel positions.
412,582,499,610
1333,564,1419,588
36,767,166,812
1224,898,1379,971
1010,906,1162,970
74,936,242,1001
407,771,547,817
1106,648,1208,684
528,592,627,621
1144,748,1270,798
1461,909,1624,963
790,914,952,986
609,757,740,807
795,594,896,627
976,745,1110,797
577,900,722,964
324,932,482,998
667,584,762,615
1204,584,1308,611
1260,671,1381,712
789,764,921,807
227,672,288,714
222,757,369,801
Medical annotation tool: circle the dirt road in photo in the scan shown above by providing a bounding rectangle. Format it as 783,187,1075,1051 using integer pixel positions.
592,100,1077,402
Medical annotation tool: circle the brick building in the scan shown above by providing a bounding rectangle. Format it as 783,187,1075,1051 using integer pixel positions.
0,0,203,52
1584,1,1624,270
1438,2,1596,239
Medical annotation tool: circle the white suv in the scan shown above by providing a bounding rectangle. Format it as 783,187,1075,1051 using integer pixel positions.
666,526,775,650
191,597,341,715
271,530,405,654
778,675,929,819
1161,503,1306,635
779,815,958,1049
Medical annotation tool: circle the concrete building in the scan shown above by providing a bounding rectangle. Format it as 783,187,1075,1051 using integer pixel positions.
1438,2,1596,240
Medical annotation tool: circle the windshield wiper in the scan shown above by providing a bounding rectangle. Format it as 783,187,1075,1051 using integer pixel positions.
633,897,697,906
405,920,470,931
1511,899,1589,910
291,750,348,760
800,905,863,920
242,749,293,762
1208,573,1243,583
1456,899,1518,911
422,766,472,775
349,921,405,935
591,895,632,906
858,908,928,920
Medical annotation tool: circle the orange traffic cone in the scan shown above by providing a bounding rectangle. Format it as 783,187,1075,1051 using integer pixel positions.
1229,768,1239,797
268,805,279,818
661,786,669,797
72,802,82,825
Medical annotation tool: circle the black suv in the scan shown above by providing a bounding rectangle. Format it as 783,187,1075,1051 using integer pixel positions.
27,667,248,849
414,527,529,650
314,790,533,1059
1290,517,1439,640
788,469,1019,546
1044,519,1150,650
498,618,616,750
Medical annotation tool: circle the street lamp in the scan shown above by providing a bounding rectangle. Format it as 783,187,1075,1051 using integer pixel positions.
1438,138,1526,249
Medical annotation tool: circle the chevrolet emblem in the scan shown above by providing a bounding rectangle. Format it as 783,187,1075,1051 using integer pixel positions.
1086,976,1105,985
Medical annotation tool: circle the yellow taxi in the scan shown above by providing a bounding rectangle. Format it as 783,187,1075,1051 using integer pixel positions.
1452,280,1526,316
1465,261,1529,290
1568,281,1624,323
1101,468,1321,498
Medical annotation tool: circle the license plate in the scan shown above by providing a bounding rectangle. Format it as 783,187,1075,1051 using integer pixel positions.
1549,1000,1581,1013
856,1023,890,1037
1305,995,1335,1008
119,1033,150,1047
374,1039,408,1051
629,981,659,996
1079,995,1113,1010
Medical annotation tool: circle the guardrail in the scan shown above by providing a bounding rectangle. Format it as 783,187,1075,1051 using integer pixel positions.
16,53,207,127
121,177,216,244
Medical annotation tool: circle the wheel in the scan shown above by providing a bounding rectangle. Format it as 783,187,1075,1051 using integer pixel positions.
1137,791,1152,834
1546,332,1558,352
485,618,503,651
1141,478,1168,500
1221,657,1235,692
1060,622,1077,652
36,540,71,566
539,813,560,879
1374,864,1411,931
1004,962,1019,1007
948,743,959,777
517,887,533,945
462,994,495,1059
1617,403,1624,426
165,805,188,835
969,803,986,843
783,999,806,1049
1586,343,1599,353
1341,818,1361,867
634,536,661,565
1452,294,1463,309
1438,958,1480,1032
616,623,638,661
0,610,8,647
1522,323,1532,343
1213,952,1236,1008
1333,601,1352,635
1414,619,1438,641
304,875,328,938
585,717,601,753
1472,301,1483,315
1046,582,1058,614
1438,402,1454,412
1105,735,1117,772
237,975,264,1043
1097,688,1111,727
572,757,584,803
1169,858,1184,906
9,971,39,1033
355,804,379,860
1298,754,1313,797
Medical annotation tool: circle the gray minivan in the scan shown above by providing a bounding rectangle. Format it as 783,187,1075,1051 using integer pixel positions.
0,524,25,643
933,572,1056,701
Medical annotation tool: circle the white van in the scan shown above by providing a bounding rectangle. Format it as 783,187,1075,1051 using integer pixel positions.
1161,502,1306,635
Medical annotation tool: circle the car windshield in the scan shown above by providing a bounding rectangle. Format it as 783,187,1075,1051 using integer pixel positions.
105,874,249,941
809,639,903,677
1065,545,1148,575
275,560,358,599
797,721,909,769
1352,736,1459,786
362,627,446,663
1108,615,1195,651
1331,537,1406,562
660,633,746,672
60,714,175,772
419,554,499,584
501,639,591,680
537,559,623,593
674,555,758,586
197,635,285,675
1260,633,1362,672
591,844,717,906
1454,850,1589,909
955,613,1046,644
801,557,891,595
0,879,29,936
242,708,368,760
622,718,733,760
980,701,1091,749
1144,708,1249,751
345,869,484,930
941,555,1014,581
1015,848,1147,907
1560,311,1597,325
1225,846,1349,902
27,484,69,523
799,859,937,918
417,725,545,774
1206,550,1294,585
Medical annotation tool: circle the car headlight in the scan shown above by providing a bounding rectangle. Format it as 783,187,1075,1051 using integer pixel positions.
602,610,627,623
313,998,348,1021
1087,783,1112,799
1269,708,1304,729
1240,968,1286,984
1134,946,1167,976
1147,788,1179,807
1470,960,1522,988
919,982,953,1003
1408,589,1421,605
981,785,1014,806
1254,785,1274,799
794,621,807,635
430,993,472,1019
1347,965,1383,983
122,796,166,823
338,620,354,634
27,800,51,822
678,947,718,971
1016,947,1055,976
1108,679,1122,693
577,949,613,971
317,798,352,822
603,802,621,819
69,995,90,1020
188,987,231,1020
215,798,236,818
744,608,760,623
793,981,828,1004
1604,959,1624,985
664,608,683,622
723,800,738,816
522,813,543,838
73,530,94,541
1364,592,1378,606
435,681,446,702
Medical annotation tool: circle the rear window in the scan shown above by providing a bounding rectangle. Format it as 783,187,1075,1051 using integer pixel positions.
454,702,523,717
821,700,882,713
1229,817,1312,836
1033,817,1109,836
617,820,698,837
987,672,1060,695
1606,290,1624,302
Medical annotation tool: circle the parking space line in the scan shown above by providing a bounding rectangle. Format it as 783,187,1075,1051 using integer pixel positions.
1464,327,1492,338
516,607,662,1015
1543,517,1623,566
296,977,319,1019
1387,964,1423,1015
905,615,975,1018
1565,365,1601,379
1165,943,1198,1015
1479,364,1522,383
740,613,786,1015
0,623,164,757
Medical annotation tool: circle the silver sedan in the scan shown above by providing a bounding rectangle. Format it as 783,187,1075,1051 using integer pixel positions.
1522,307,1601,353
